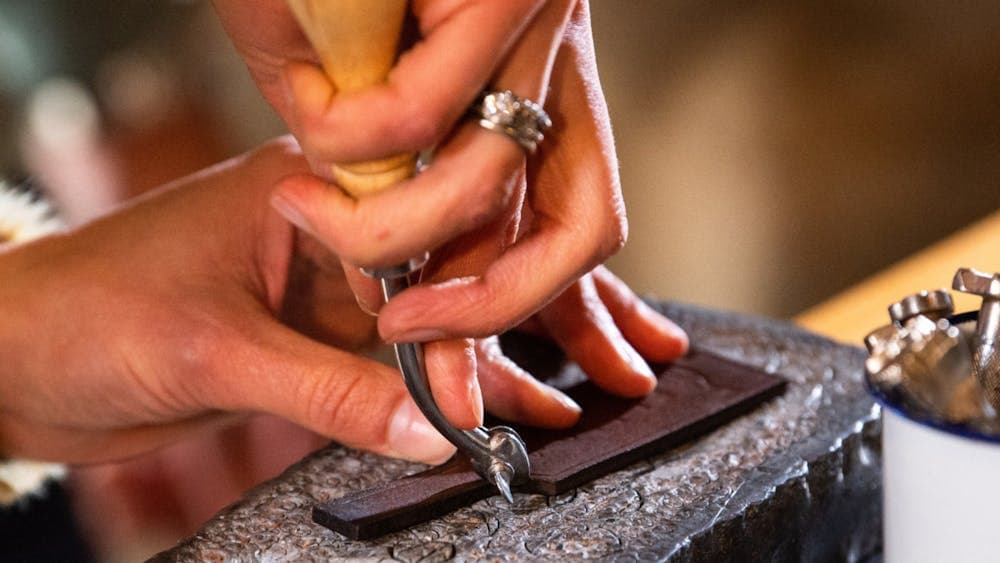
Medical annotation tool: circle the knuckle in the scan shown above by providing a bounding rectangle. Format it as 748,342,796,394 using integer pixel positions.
594,208,628,259
300,369,361,434
394,92,451,148
459,167,517,231
466,185,507,229
172,316,241,407
175,320,226,377
340,206,408,268
337,234,384,269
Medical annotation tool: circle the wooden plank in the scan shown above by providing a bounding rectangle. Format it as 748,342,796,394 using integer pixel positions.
796,210,1000,344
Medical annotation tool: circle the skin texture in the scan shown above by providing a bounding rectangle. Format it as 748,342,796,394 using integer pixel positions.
0,135,688,462
0,138,449,464
212,0,690,432
17,1,692,550
2,138,686,551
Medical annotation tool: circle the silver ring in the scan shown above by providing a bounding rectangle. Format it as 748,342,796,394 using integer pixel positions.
471,90,552,153
361,251,430,279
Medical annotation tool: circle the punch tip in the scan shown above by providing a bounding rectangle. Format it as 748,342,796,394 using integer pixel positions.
491,467,514,503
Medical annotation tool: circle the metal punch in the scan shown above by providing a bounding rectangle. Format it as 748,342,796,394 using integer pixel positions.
953,268,1000,409
864,291,964,412
282,0,530,502
370,259,531,502
864,268,1000,416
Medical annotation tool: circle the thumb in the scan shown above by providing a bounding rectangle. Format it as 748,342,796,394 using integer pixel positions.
206,318,456,465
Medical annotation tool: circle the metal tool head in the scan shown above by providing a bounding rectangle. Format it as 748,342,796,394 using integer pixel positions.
380,275,531,503
952,267,1000,409
483,427,531,503
953,268,1000,300
888,289,954,325
364,252,430,280
868,289,954,354
865,324,900,355
865,314,967,415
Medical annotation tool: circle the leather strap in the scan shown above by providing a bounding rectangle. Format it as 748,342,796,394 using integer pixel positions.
314,348,785,540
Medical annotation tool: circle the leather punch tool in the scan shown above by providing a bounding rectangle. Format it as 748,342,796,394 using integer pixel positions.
286,0,530,502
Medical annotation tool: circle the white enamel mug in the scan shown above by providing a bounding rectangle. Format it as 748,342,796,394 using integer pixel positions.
882,404,1000,563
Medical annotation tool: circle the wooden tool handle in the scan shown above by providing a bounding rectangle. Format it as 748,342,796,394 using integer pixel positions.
287,0,416,196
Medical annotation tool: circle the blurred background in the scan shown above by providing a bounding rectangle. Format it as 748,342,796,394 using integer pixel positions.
1,0,998,559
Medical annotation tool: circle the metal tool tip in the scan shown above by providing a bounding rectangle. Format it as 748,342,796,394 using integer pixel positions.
491,467,514,503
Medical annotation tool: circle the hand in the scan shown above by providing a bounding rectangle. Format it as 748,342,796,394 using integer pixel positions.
68,265,688,557
213,1,690,425
476,267,689,427
0,137,457,465
212,0,618,315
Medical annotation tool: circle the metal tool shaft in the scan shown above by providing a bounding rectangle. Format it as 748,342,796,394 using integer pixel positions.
953,268,1000,409
284,0,529,501
380,275,530,501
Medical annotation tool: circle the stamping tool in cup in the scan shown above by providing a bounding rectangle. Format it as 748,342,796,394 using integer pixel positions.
864,267,1000,563
284,0,530,501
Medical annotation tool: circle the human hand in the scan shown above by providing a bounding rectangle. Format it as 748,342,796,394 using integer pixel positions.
212,0,612,301
0,137,458,465
475,267,688,427
214,1,690,422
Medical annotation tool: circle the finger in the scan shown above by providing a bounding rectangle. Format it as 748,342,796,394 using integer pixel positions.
538,275,657,398
591,266,689,362
280,235,381,347
281,0,546,163
270,127,524,269
284,140,523,318
377,11,627,341
339,259,384,316
376,209,605,341
206,314,456,465
271,0,575,273
476,337,580,428
424,338,483,430
211,0,317,120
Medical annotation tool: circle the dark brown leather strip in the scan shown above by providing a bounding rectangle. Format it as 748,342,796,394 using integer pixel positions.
314,348,785,540
312,460,490,540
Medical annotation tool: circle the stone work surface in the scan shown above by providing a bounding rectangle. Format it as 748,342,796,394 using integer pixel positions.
155,303,882,562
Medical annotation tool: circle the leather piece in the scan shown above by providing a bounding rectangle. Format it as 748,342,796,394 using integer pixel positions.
313,348,786,540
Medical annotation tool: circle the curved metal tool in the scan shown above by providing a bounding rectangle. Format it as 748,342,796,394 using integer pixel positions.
379,270,530,502
283,0,530,502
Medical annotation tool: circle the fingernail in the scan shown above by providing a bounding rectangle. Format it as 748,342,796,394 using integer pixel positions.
354,294,379,317
620,341,658,393
386,328,447,344
387,399,455,464
622,340,655,377
546,387,582,414
469,378,484,426
641,307,690,355
270,193,312,234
